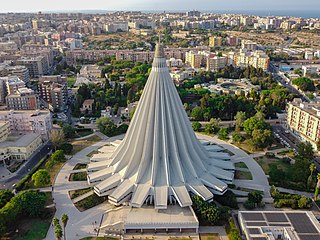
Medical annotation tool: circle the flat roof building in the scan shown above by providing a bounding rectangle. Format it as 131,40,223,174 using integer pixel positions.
239,211,320,240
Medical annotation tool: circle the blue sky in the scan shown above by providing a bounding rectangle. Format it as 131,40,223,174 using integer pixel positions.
1,0,319,12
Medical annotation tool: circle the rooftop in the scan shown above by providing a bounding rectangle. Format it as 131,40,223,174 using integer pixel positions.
0,133,41,148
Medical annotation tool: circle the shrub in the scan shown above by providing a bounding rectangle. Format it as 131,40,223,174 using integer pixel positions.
192,121,202,132
214,191,239,209
32,169,51,187
244,200,255,209
0,190,14,209
58,142,73,155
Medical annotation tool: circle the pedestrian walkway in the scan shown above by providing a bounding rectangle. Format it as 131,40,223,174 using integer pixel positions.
45,135,123,240
196,133,271,197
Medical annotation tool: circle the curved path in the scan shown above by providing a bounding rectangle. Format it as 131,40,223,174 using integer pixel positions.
46,133,270,239
45,135,123,240
196,133,270,197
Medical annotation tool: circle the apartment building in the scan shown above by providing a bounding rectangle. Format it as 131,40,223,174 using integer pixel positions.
0,109,52,139
17,56,48,78
209,36,222,47
206,56,228,71
5,65,30,83
38,75,68,111
105,22,128,33
228,50,270,71
241,40,258,51
79,65,103,79
6,88,39,110
287,99,320,151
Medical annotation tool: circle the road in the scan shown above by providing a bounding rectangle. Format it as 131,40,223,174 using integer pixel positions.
0,141,53,189
269,62,309,102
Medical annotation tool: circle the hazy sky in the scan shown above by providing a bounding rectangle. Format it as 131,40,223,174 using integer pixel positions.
1,0,319,12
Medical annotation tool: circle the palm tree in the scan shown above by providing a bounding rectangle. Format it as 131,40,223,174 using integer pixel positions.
61,214,69,240
314,173,320,200
55,224,63,240
307,163,317,190
53,217,59,227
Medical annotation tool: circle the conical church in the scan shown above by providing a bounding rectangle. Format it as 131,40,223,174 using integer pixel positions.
87,42,234,209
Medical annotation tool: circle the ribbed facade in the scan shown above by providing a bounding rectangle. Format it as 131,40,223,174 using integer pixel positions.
87,43,234,209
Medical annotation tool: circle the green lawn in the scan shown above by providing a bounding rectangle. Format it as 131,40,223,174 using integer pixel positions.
69,187,92,199
67,77,76,88
76,129,94,137
75,194,107,211
235,170,253,180
81,237,118,240
73,163,87,170
235,162,248,169
15,220,50,240
254,155,291,174
69,172,87,181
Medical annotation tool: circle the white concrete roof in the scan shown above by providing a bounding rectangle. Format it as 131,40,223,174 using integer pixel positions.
88,43,234,209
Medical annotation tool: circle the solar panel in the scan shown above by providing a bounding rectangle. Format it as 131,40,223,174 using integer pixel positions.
246,222,267,226
269,223,292,227
248,228,261,234
298,234,320,240
286,213,319,234
251,237,267,240
264,212,288,222
242,213,265,221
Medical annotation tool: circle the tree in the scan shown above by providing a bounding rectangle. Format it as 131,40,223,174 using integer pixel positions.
55,223,63,240
52,150,66,163
314,173,320,200
298,142,314,160
191,107,203,121
50,129,65,151
62,124,76,139
248,191,263,207
307,163,316,190
205,118,220,134
234,111,246,132
58,143,73,155
32,169,51,187
61,214,69,240
0,190,13,208
232,133,244,143
251,129,273,149
292,77,315,91
192,122,201,132
243,116,269,135
218,128,229,140
97,117,118,137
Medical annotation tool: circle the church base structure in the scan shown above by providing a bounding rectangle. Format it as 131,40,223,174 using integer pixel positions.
99,205,199,237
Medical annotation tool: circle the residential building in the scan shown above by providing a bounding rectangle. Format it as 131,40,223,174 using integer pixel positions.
0,42,18,53
16,56,48,78
287,99,320,151
206,56,227,71
228,50,270,71
0,133,42,164
79,65,103,79
80,99,94,114
227,36,239,46
6,65,30,83
65,38,83,50
6,88,39,110
166,58,183,68
0,109,52,139
241,40,258,51
305,51,314,60
185,51,207,69
105,22,128,33
0,121,10,142
38,76,68,111
186,10,201,17
209,36,222,47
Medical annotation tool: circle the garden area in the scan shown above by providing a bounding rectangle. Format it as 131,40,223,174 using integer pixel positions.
70,135,102,155
234,170,252,180
69,172,87,181
74,194,107,212
199,234,220,240
69,188,93,200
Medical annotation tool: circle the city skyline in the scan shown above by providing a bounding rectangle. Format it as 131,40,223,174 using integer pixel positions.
1,0,320,13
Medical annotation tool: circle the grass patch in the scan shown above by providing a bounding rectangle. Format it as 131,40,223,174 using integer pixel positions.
69,172,87,181
71,135,102,154
87,150,99,157
267,138,285,151
199,233,220,240
254,155,291,174
223,149,235,156
69,187,93,199
75,194,107,211
277,149,295,158
235,170,252,180
67,77,76,88
73,163,87,170
233,140,256,154
14,219,50,240
235,162,248,169
76,129,93,137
